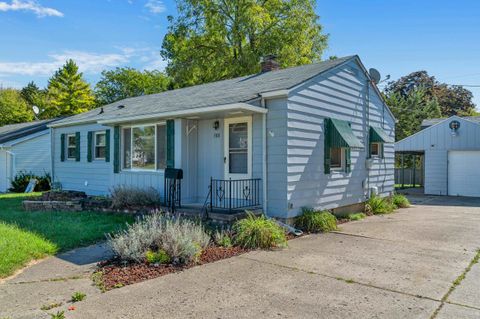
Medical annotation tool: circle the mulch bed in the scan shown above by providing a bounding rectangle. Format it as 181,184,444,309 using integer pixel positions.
97,246,249,291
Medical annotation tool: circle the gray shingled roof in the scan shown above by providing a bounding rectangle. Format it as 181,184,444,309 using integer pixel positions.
0,119,58,144
421,116,480,128
52,56,356,127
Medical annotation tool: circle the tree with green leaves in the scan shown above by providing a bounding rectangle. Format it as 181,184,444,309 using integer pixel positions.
95,67,170,105
45,59,96,117
384,71,476,117
20,81,50,118
385,89,441,141
161,0,328,87
0,89,34,126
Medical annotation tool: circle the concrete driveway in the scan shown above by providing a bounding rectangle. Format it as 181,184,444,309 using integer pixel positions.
1,195,480,319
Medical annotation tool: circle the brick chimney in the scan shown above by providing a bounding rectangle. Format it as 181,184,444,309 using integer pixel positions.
260,55,280,72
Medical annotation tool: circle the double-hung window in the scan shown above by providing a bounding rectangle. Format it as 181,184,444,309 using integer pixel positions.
67,134,77,160
330,147,345,171
122,124,167,170
370,142,382,157
94,131,106,160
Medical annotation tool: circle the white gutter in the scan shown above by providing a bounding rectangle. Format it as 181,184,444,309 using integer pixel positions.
97,103,268,125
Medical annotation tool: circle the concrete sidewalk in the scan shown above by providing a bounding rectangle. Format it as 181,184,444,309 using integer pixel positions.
1,196,480,318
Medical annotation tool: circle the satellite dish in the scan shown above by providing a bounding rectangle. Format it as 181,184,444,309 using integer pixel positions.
32,105,40,115
369,68,381,84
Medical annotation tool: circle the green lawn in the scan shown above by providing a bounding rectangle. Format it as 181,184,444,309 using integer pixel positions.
0,193,133,278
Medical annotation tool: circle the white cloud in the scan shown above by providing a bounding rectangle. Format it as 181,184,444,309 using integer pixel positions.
0,0,63,17
0,47,168,77
0,50,129,76
145,0,165,14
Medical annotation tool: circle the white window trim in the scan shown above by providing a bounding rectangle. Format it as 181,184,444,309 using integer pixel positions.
66,133,77,160
121,122,166,172
93,131,106,160
224,116,252,180
330,147,345,172
370,142,382,158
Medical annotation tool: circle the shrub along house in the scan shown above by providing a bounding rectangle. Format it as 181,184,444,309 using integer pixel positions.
0,119,57,192
49,55,395,220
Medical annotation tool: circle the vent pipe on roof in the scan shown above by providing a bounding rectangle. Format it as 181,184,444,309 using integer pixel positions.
260,55,280,72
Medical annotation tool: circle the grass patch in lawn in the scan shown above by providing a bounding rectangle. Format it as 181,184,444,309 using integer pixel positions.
0,193,134,278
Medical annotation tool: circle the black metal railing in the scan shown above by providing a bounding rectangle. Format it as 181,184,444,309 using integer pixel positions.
164,168,183,212
209,178,261,213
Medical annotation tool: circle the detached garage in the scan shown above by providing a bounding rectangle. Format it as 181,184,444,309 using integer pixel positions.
395,116,480,197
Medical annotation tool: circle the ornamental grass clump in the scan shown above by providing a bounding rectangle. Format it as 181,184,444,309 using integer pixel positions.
294,208,337,233
110,186,161,209
392,193,410,208
365,195,395,215
107,213,210,265
233,213,287,249
348,213,366,221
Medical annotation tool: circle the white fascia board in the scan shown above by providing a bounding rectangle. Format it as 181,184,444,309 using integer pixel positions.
48,120,97,128
260,89,289,99
97,103,268,125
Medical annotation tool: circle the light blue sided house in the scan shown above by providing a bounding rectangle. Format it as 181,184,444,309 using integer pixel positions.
49,55,395,220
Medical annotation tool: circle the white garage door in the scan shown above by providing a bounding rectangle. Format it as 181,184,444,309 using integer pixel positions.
448,151,480,197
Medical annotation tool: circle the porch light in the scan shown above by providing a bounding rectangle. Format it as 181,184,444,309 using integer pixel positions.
213,120,220,130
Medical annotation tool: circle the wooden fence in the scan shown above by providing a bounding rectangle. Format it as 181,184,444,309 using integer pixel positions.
394,168,423,186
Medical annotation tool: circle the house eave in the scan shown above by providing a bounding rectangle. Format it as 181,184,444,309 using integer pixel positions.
97,102,268,125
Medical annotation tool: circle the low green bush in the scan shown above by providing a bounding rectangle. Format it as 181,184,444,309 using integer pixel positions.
233,213,287,249
145,249,171,264
294,208,337,233
392,194,410,208
365,195,395,215
50,311,65,319
107,213,210,265
110,186,161,209
9,171,51,193
348,213,366,221
70,291,86,302
214,229,233,248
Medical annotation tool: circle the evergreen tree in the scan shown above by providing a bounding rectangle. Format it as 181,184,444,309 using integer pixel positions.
45,59,96,117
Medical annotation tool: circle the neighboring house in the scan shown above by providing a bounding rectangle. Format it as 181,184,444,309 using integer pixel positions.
396,116,480,197
49,55,395,220
0,119,57,192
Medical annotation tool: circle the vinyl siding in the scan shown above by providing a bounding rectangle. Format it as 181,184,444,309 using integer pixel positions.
53,123,113,195
284,59,395,218
265,98,288,217
0,132,51,192
195,115,264,204
396,117,480,195
12,132,51,176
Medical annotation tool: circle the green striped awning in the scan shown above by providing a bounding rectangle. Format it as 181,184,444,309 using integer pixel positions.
328,118,363,148
370,126,394,143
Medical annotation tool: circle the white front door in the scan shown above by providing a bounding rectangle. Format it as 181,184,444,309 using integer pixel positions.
448,151,480,197
224,116,252,180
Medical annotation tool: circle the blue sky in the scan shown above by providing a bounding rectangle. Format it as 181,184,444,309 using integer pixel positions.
1,0,479,106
